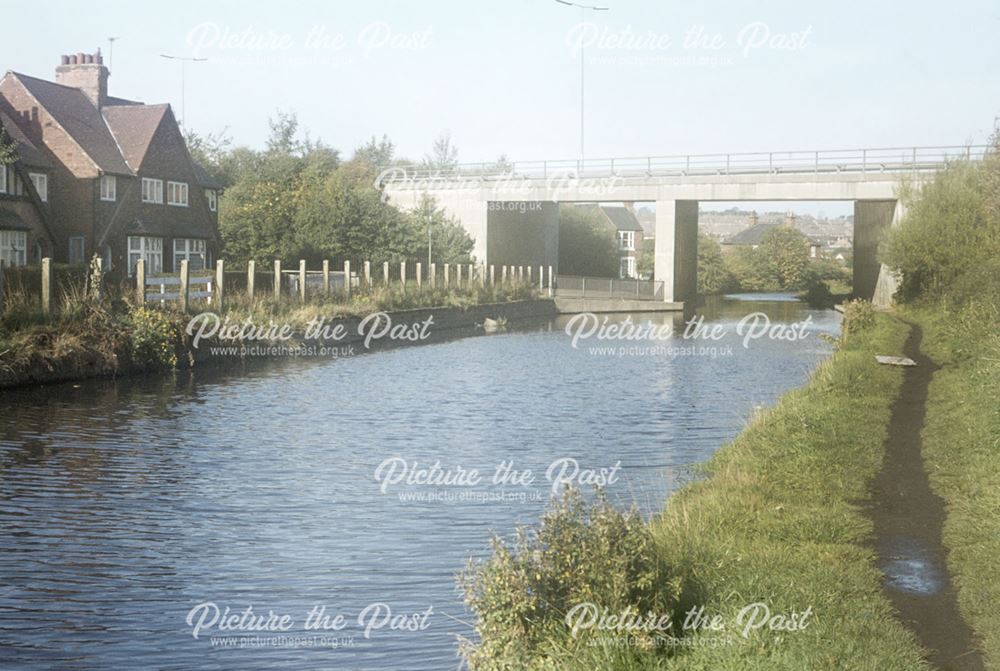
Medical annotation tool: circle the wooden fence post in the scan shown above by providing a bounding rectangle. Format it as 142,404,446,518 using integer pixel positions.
456,263,462,287
416,262,422,287
468,264,474,287
489,265,495,285
548,265,553,297
527,266,532,283
539,265,544,291
40,258,52,315
344,260,351,299
323,260,330,294
364,261,371,291
134,258,145,306
400,261,406,289
247,260,256,298
273,259,282,301
179,259,190,312
430,263,436,286
215,259,225,311
444,263,450,285
0,260,5,314
501,265,507,284
383,261,390,286
299,259,307,303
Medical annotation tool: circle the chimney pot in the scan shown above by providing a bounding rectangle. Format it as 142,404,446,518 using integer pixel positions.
61,55,69,65
77,52,86,64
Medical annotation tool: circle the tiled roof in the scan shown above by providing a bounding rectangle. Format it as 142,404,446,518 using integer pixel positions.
724,222,821,246
599,205,643,232
102,103,169,171
0,107,53,169
191,157,224,190
10,72,132,175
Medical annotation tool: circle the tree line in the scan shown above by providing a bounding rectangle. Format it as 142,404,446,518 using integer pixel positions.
186,114,475,268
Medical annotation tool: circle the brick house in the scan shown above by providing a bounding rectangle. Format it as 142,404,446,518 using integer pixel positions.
0,103,56,267
0,51,222,275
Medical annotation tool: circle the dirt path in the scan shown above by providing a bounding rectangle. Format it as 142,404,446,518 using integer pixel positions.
868,322,984,670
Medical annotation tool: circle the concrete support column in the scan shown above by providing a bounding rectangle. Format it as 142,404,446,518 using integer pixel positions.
853,200,897,303
654,200,698,303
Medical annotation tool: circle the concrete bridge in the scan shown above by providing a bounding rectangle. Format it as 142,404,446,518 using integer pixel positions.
379,146,987,306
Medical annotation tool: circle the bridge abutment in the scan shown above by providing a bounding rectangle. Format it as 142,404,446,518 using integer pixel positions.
854,199,902,305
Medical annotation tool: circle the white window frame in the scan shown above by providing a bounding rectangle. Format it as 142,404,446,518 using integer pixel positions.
128,236,163,276
0,165,7,194
68,236,86,265
167,181,189,207
100,175,117,201
141,178,163,204
28,172,47,202
618,230,635,252
619,256,636,279
205,189,217,212
0,229,28,267
173,238,207,272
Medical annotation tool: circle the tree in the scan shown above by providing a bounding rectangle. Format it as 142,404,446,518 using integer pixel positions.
353,134,395,168
557,205,620,277
410,193,475,264
696,233,733,294
0,126,17,166
758,227,811,289
423,131,459,171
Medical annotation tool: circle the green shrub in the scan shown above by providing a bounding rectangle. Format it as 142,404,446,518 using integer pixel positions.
128,306,180,370
459,489,682,670
840,299,877,341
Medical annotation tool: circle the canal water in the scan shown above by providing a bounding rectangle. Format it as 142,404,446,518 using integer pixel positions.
0,295,839,670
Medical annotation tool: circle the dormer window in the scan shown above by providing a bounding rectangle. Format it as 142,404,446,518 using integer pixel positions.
100,175,117,201
205,189,217,212
142,178,163,203
167,181,189,207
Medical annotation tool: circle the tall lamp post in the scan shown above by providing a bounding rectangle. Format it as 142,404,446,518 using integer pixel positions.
555,0,609,167
159,54,207,127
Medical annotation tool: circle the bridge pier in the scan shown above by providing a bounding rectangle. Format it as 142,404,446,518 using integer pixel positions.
654,200,699,303
854,200,903,305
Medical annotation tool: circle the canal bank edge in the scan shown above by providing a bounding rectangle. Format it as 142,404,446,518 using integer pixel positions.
468,312,942,669
0,299,561,391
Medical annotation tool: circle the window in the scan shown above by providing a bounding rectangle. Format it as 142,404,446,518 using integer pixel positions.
173,238,206,272
28,172,47,202
142,178,163,204
100,175,117,201
0,230,27,267
619,256,636,279
128,236,162,275
618,230,635,251
205,189,217,212
0,165,7,194
69,236,85,265
167,181,189,207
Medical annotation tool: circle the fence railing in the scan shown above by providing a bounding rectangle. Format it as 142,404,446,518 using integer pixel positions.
554,274,665,301
378,145,991,185
1,257,561,316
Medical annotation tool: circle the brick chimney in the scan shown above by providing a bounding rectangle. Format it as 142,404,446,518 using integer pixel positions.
55,50,109,108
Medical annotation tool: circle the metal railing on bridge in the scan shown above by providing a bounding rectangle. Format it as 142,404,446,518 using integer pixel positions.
378,145,991,185
554,275,664,301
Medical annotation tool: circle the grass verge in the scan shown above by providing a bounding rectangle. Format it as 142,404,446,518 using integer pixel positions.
901,305,1000,670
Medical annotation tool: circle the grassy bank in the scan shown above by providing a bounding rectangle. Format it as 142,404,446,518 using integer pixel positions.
901,304,1000,669
0,278,539,388
462,312,932,669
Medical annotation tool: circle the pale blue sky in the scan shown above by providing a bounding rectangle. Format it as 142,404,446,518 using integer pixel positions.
4,0,998,215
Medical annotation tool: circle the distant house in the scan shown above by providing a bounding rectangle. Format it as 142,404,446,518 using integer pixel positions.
0,105,56,266
0,50,222,274
599,205,644,279
722,213,822,259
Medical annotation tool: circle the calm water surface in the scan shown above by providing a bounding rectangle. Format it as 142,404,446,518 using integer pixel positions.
0,295,839,670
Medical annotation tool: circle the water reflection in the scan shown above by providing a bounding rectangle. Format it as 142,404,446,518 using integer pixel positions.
0,294,839,670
